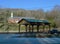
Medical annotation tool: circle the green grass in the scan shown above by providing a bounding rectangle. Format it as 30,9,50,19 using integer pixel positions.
0,23,49,32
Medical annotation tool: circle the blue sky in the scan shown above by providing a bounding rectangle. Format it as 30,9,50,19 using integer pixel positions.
0,0,60,11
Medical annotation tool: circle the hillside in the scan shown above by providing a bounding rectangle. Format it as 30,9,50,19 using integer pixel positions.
0,5,60,27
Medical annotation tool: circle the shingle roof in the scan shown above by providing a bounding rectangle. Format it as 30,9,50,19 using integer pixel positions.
23,19,50,23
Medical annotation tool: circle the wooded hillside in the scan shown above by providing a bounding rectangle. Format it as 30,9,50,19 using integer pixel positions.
0,5,60,27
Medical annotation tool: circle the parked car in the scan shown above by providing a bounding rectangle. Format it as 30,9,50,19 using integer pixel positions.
48,28,59,34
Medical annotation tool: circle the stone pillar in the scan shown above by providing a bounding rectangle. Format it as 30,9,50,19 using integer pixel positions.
37,25,39,32
32,25,34,32
25,25,27,32
49,24,51,32
19,24,20,33
43,25,45,32
29,25,31,32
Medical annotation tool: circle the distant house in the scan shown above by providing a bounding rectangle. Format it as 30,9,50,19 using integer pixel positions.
8,17,35,23
8,17,21,23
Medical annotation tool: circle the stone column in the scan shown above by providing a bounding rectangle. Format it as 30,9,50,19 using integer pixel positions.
25,25,27,32
43,25,45,32
29,25,31,32
32,25,34,32
37,25,39,32
19,24,20,33
49,24,51,32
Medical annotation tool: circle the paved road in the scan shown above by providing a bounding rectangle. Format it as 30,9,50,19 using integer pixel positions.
0,34,60,44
